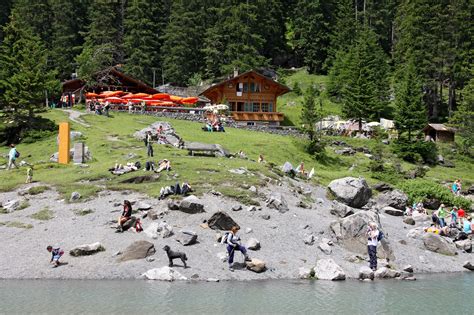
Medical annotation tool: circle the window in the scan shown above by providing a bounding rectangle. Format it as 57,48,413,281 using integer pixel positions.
252,102,260,112
244,102,252,112
268,102,273,112
261,103,269,112
236,82,243,92
243,83,249,92
250,82,260,93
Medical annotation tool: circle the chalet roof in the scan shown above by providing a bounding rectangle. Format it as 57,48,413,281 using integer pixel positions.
423,123,455,133
199,70,291,97
62,67,158,94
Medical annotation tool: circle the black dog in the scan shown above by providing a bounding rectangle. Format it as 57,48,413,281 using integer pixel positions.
163,245,188,268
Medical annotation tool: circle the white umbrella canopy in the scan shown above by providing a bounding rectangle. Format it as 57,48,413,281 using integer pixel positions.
204,104,229,112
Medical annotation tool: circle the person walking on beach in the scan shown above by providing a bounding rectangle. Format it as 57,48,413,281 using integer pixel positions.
367,222,380,271
7,144,18,170
226,226,251,272
47,245,64,268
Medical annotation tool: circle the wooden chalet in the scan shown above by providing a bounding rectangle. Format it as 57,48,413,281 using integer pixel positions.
423,123,455,142
200,70,290,125
62,67,157,99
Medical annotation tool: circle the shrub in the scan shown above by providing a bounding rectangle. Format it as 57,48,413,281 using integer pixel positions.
392,140,438,164
292,82,302,96
306,139,328,161
398,179,471,209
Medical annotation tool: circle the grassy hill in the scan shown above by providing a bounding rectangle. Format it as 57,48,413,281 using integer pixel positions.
1,109,472,210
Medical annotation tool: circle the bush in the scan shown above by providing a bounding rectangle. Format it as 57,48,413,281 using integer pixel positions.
306,139,328,161
392,140,438,164
292,82,302,96
0,116,56,144
398,179,472,209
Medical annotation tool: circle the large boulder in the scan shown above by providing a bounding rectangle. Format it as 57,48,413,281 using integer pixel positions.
374,267,401,279
330,201,355,218
327,177,372,208
455,240,472,253
463,261,474,271
142,266,187,281
403,217,416,225
179,195,205,214
69,242,105,257
246,238,261,251
422,233,457,256
118,240,156,262
407,227,424,239
412,212,431,223
144,221,173,239
314,259,346,281
121,216,137,231
176,230,198,246
372,183,393,192
358,266,374,280
266,193,289,213
375,190,408,210
383,206,404,217
3,200,19,213
298,267,313,279
208,212,239,231
246,258,266,273
135,202,152,210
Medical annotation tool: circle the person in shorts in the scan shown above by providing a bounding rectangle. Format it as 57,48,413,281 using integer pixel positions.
47,245,64,267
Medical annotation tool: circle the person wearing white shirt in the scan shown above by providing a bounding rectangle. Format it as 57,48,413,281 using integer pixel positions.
367,222,380,271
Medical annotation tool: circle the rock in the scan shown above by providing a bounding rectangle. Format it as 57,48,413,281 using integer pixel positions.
424,198,441,210
375,190,408,210
3,200,19,213
136,202,152,210
321,238,333,246
297,200,311,209
147,210,159,220
118,240,156,262
399,240,407,245
167,201,180,210
335,147,356,155
145,221,173,239
69,242,105,257
266,193,289,213
246,238,261,250
327,177,372,208
403,217,416,225
232,205,242,211
245,227,253,234
383,206,404,216
407,227,424,239
246,206,257,212
330,201,355,218
358,266,374,280
298,267,313,279
178,195,205,214
146,257,155,262
375,267,401,279
142,266,187,281
229,168,247,175
304,234,315,245
208,212,239,231
246,258,266,273
422,233,457,256
318,243,332,255
176,230,198,246
372,183,393,192
260,214,271,220
403,265,414,273
206,278,220,282
437,154,444,164
412,212,430,223
463,261,474,271
217,252,228,262
249,186,257,193
455,240,472,253
70,192,81,202
121,216,137,231
314,259,346,281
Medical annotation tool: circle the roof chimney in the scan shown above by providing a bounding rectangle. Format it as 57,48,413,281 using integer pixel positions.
233,68,239,78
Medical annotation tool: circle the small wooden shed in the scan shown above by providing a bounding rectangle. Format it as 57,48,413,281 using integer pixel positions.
423,124,455,142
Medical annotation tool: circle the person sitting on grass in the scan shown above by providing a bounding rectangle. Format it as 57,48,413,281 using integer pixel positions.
117,200,132,232
295,162,306,177
47,245,64,268
258,154,265,164
156,159,171,173
226,226,251,272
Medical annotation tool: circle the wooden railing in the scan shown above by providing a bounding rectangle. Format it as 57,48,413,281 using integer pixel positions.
231,111,284,122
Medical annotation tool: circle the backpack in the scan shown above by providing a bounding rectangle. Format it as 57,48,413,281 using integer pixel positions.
220,232,230,244
15,150,20,158
377,230,385,241
135,219,143,233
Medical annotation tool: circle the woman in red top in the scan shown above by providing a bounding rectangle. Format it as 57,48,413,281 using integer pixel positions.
457,208,466,225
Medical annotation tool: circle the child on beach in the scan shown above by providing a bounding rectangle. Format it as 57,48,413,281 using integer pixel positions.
47,245,64,268
25,166,33,183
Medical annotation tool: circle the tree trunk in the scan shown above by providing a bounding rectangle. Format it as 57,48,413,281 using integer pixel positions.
448,80,456,117
358,118,362,134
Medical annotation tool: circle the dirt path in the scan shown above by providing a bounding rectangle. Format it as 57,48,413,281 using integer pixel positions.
62,109,90,127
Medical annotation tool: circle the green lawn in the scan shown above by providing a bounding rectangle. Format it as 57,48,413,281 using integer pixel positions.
1,109,472,208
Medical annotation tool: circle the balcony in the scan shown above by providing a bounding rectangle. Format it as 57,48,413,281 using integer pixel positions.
231,111,284,122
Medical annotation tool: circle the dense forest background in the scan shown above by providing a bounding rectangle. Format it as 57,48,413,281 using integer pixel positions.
0,0,472,131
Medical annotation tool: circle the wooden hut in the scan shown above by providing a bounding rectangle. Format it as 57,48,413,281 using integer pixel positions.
199,70,290,126
423,124,455,142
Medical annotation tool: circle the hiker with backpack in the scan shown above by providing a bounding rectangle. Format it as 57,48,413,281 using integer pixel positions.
367,222,383,271
223,226,251,272
7,144,19,170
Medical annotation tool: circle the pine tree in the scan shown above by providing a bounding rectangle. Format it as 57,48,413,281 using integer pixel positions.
76,0,124,83
300,83,321,141
123,0,171,86
335,26,389,131
394,59,427,141
10,0,53,48
450,74,474,154
0,10,59,119
0,0,12,42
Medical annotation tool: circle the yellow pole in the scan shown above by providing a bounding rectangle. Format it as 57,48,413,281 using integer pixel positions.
58,122,70,164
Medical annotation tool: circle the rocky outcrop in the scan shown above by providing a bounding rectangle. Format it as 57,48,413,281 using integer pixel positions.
246,238,261,250
142,266,187,281
422,233,457,256
383,206,404,217
330,201,355,218
208,212,239,231
145,221,173,239
412,212,430,223
118,240,156,262
374,267,401,279
407,227,424,239
135,202,152,210
266,193,289,213
375,190,408,210
327,177,372,208
455,240,472,253
358,266,374,280
178,195,205,214
69,242,105,257
314,259,345,280
372,183,393,192
176,230,198,246
134,122,182,147
246,258,266,273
